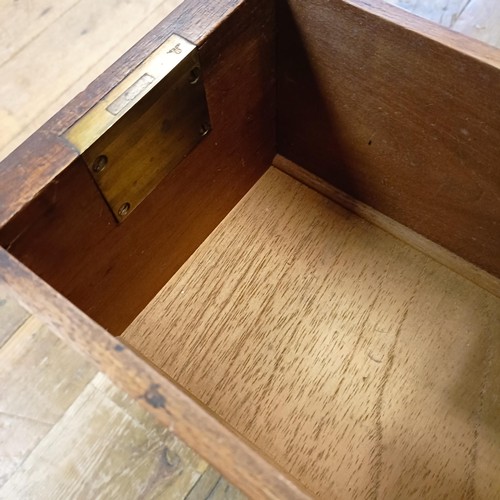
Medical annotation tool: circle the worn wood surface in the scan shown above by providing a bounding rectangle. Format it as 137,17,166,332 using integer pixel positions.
0,290,29,348
385,0,500,48
0,0,183,162
385,0,469,27
0,0,275,335
0,248,311,499
277,0,500,278
452,1,500,49
123,167,500,499
0,284,243,498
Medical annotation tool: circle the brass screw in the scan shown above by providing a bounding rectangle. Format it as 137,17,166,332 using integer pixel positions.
118,202,131,217
92,155,108,173
189,67,201,85
200,123,210,137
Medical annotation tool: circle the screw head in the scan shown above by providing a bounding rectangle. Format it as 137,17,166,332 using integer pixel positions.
92,155,108,173
189,67,201,85
199,123,210,137
118,202,131,217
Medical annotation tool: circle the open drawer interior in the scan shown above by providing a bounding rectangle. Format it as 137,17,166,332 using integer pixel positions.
119,164,500,498
1,0,499,498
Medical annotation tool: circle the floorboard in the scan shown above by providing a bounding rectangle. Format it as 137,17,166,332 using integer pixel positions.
452,0,500,48
385,0,500,48
0,0,182,161
0,283,243,499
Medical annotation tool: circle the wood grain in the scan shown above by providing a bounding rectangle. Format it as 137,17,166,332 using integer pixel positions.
0,0,184,161
185,466,247,500
0,248,311,499
0,0,275,335
274,154,500,298
0,284,29,347
1,372,215,499
452,0,500,49
384,0,470,28
385,0,500,49
123,167,500,499
0,0,78,66
0,304,97,488
359,0,500,65
0,283,244,498
277,0,500,277
0,0,247,228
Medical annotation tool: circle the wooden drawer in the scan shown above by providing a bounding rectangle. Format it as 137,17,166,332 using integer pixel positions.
0,1,499,498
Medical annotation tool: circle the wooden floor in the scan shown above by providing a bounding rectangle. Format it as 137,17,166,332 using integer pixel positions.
0,284,245,499
385,0,500,48
123,167,500,499
0,0,182,161
2,0,499,163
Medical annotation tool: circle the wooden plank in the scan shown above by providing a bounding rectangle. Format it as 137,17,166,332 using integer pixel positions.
0,0,184,161
0,317,97,487
0,248,311,499
122,167,500,498
384,0,469,28
384,0,500,49
0,317,96,424
452,0,500,49
185,467,247,500
0,0,275,335
0,0,80,66
206,478,248,500
0,277,248,498
185,467,222,499
277,0,500,277
0,284,29,347
0,372,214,499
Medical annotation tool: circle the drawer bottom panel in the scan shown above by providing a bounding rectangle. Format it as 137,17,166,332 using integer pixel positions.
122,166,500,499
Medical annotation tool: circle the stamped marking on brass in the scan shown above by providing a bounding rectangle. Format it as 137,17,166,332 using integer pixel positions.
106,73,155,116
167,43,182,54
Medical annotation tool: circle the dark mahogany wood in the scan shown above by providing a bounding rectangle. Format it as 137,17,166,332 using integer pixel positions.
0,0,276,334
277,0,500,277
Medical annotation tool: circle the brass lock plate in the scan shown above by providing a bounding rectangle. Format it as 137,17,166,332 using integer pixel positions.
64,34,211,221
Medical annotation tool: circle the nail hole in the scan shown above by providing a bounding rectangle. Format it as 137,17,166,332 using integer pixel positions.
189,67,201,85
118,202,131,217
92,155,108,173
368,140,372,146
